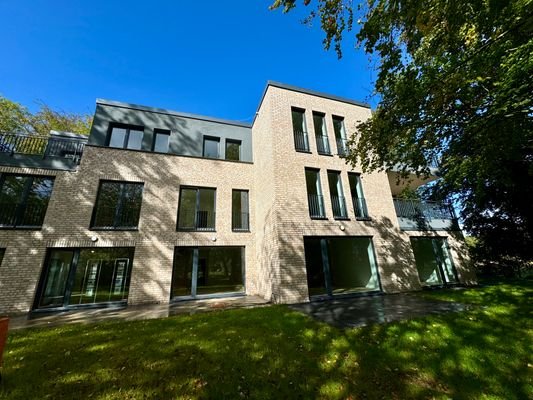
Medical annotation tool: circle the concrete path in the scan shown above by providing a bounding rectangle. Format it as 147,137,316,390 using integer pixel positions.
9,295,270,330
290,293,470,329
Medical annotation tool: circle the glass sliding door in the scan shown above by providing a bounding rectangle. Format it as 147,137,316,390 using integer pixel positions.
410,237,458,286
304,237,381,299
35,247,134,310
171,246,244,299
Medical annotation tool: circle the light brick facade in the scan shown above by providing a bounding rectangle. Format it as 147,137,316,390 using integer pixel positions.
0,82,475,315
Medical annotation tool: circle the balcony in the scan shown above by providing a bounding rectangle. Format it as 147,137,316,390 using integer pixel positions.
331,195,348,219
393,198,459,231
352,197,370,220
0,132,87,171
293,130,310,152
177,209,216,231
315,135,331,155
307,194,326,219
232,212,250,231
336,138,348,156
0,202,48,228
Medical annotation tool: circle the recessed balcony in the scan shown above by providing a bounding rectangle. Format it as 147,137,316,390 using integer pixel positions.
393,198,459,231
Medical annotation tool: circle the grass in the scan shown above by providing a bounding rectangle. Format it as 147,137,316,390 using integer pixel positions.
0,280,532,400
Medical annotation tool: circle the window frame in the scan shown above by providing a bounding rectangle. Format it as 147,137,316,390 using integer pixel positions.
106,124,145,150
291,107,310,153
332,115,348,156
312,111,331,155
0,173,55,229
152,129,171,153
90,180,144,231
225,139,242,161
304,168,326,219
327,170,349,220
202,136,220,159
176,186,217,232
232,189,250,231
348,172,370,220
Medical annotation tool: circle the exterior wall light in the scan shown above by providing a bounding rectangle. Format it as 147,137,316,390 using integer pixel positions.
91,235,98,242
339,225,345,231
211,237,217,242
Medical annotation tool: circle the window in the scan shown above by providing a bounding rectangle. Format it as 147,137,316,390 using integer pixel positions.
177,187,216,231
35,247,135,309
108,125,144,150
348,173,369,219
292,107,309,152
172,246,244,298
0,174,54,228
153,129,170,153
332,116,348,156
91,181,144,229
411,237,458,286
327,171,348,219
225,140,241,161
203,137,220,158
313,112,331,155
0,248,4,266
305,168,325,219
232,190,249,231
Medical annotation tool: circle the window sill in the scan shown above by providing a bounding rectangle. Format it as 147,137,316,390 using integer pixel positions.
0,226,43,230
334,217,350,221
356,217,372,221
90,227,139,231
232,229,251,233
317,152,333,157
177,229,217,232
310,216,328,220
295,149,312,154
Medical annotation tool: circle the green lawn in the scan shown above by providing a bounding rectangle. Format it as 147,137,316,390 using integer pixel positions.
1,281,532,400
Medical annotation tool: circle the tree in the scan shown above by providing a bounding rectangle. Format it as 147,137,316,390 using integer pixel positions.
271,0,533,266
0,95,92,135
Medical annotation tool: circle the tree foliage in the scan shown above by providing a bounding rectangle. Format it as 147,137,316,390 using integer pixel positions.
0,95,93,135
271,0,533,265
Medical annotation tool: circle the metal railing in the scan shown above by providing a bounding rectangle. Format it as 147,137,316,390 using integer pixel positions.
330,195,348,219
178,209,216,231
352,197,369,219
315,135,331,155
92,204,141,229
0,133,85,164
393,198,455,220
0,202,48,227
232,212,250,231
293,130,310,152
336,138,348,156
307,194,325,218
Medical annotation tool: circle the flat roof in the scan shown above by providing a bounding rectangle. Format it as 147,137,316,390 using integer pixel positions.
96,98,252,129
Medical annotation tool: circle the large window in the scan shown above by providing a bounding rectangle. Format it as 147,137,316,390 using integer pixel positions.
232,189,249,231
203,136,220,159
35,247,135,309
332,116,348,156
225,140,241,161
313,112,331,155
411,237,458,286
91,181,144,230
177,187,216,231
152,129,170,153
0,174,54,228
172,246,244,298
327,171,348,219
305,168,325,219
304,237,380,298
292,107,309,152
348,173,369,219
108,125,144,150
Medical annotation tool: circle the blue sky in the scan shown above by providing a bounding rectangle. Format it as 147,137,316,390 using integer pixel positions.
0,1,375,122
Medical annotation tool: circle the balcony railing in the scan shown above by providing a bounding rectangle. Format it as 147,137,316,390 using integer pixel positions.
0,133,85,164
92,204,141,229
0,202,48,227
293,130,310,152
336,138,348,156
307,194,325,218
315,135,331,155
232,212,250,231
393,199,455,220
331,195,348,219
352,197,369,219
178,209,216,231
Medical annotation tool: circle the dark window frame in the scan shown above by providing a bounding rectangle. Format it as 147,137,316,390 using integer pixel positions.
332,115,348,156
106,123,145,150
291,107,310,153
312,111,332,155
348,172,370,220
327,170,349,220
225,139,242,161
90,180,144,231
176,186,217,232
232,189,250,231
202,136,220,159
0,173,55,229
152,129,171,153
305,167,327,219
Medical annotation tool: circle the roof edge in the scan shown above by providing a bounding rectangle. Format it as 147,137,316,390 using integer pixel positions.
95,98,252,129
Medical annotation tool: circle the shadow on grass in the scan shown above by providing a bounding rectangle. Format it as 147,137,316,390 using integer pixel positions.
1,281,532,399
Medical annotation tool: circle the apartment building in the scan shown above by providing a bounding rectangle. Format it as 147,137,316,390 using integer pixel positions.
0,82,475,315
